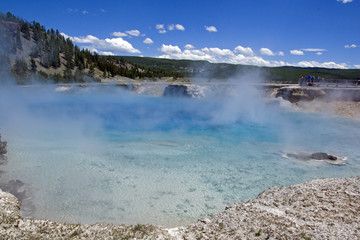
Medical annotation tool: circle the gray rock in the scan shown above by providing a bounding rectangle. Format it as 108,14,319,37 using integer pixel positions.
286,152,340,162
276,87,326,103
163,85,191,98
163,84,206,98
311,152,337,160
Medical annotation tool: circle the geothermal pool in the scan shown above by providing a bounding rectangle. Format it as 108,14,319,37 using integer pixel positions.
0,83,360,227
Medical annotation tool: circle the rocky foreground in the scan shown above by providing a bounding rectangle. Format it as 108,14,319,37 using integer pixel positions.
0,176,359,239
273,85,360,119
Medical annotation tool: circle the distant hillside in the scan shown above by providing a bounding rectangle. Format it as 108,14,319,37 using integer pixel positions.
120,56,360,83
1,12,359,84
0,12,182,84
265,66,360,83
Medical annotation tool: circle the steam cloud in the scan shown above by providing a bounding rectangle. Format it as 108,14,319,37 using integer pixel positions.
0,73,282,140
1,75,360,226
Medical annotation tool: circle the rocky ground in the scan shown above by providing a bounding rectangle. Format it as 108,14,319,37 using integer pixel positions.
173,176,360,240
272,85,360,119
0,176,359,239
294,100,360,119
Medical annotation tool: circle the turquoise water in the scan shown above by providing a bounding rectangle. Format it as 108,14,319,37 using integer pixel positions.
0,84,359,227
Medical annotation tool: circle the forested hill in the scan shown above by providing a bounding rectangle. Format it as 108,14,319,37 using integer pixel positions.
0,12,359,84
0,12,182,84
120,56,360,83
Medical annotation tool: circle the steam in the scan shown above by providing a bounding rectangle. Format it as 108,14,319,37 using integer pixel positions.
207,71,271,125
0,71,283,144
1,76,360,226
0,71,345,158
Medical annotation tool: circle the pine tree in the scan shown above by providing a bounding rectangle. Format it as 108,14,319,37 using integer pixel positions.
30,57,37,72
63,68,72,82
64,38,74,69
20,22,31,40
74,70,83,82
12,58,29,83
5,12,16,22
52,73,62,82
15,30,22,50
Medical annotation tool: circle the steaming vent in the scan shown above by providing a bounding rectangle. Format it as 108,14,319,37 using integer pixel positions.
55,86,72,92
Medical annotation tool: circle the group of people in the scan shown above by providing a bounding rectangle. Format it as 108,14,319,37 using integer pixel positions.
299,75,323,86
299,75,360,87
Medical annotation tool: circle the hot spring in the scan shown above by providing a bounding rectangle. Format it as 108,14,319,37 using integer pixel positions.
0,82,359,227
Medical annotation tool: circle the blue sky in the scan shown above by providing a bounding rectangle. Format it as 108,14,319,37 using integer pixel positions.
2,0,359,69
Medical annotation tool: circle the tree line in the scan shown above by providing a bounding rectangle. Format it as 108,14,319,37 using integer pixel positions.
0,12,183,84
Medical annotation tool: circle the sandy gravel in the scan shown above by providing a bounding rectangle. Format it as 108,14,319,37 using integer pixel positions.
270,85,360,119
294,100,360,119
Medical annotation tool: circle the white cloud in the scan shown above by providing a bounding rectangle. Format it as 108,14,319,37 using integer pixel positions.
67,8,78,13
234,45,254,56
60,32,71,39
290,50,304,55
160,44,182,55
207,47,234,56
259,48,275,56
168,24,185,31
61,32,350,69
156,24,164,29
72,35,99,44
157,44,350,69
337,0,353,3
278,51,284,56
62,33,141,54
82,10,89,15
205,25,218,32
345,44,357,48
156,24,166,33
291,49,327,56
184,44,195,49
176,24,185,31
99,51,114,56
168,24,175,31
231,55,273,66
297,61,348,69
354,65,360,69
143,38,154,44
157,24,184,33
125,30,141,37
302,48,327,52
112,32,128,37
103,38,141,53
159,44,272,66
